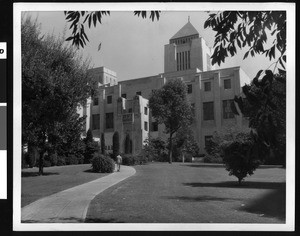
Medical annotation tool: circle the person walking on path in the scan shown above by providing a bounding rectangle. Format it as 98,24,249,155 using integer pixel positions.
116,154,122,172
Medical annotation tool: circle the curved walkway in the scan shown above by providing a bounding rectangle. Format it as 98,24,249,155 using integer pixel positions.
21,165,136,223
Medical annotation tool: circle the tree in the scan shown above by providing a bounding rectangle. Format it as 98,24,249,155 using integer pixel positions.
112,131,120,159
204,11,286,69
234,70,286,165
149,78,193,163
83,129,99,164
222,132,262,185
64,11,161,49
22,17,93,175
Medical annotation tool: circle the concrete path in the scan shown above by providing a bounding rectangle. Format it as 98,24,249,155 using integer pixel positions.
21,165,136,223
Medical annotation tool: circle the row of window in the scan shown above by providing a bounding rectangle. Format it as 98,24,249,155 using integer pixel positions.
177,51,191,71
91,100,235,130
93,80,232,106
93,92,143,106
170,35,198,45
203,100,235,120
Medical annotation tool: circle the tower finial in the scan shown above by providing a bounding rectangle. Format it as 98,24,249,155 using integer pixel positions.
188,16,190,22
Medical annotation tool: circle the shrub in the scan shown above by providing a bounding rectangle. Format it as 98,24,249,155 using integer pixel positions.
143,137,167,162
26,146,39,168
43,160,52,167
122,154,139,166
92,153,115,173
76,154,84,164
49,153,58,166
222,133,261,185
203,155,223,164
57,156,66,166
66,154,79,165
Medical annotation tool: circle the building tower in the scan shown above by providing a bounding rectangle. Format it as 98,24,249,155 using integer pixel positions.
164,20,213,74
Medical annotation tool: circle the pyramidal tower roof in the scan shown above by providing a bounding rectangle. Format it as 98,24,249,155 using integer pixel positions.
170,20,199,40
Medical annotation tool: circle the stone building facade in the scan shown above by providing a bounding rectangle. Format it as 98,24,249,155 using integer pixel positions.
78,20,251,155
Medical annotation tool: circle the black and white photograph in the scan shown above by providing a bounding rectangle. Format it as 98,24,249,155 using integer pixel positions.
12,2,295,232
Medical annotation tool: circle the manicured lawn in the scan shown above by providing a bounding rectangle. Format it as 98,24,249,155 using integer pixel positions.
85,162,285,223
21,164,110,207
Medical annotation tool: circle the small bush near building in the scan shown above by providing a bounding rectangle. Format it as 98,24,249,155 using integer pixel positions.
91,153,115,173
57,156,66,166
122,154,139,166
49,153,58,166
222,133,261,185
66,154,79,165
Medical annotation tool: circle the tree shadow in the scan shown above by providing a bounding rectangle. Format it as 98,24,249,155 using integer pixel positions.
162,195,241,202
83,169,95,173
182,164,225,168
241,187,286,221
85,217,125,223
21,172,59,177
184,181,285,190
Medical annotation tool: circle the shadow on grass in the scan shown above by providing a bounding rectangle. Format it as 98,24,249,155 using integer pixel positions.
184,181,285,190
241,187,286,221
85,218,124,223
182,164,225,168
162,195,240,202
21,172,59,177
83,169,95,173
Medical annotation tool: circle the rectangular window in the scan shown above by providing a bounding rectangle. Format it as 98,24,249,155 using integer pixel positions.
144,121,148,131
204,82,211,92
151,121,158,132
105,112,114,129
176,52,179,71
92,114,100,130
188,51,190,69
187,84,193,94
223,100,235,119
203,102,214,121
224,79,231,89
93,96,99,106
205,135,213,148
144,107,148,115
179,52,182,71
121,93,127,99
128,108,133,113
185,51,187,70
136,91,142,96
107,95,112,104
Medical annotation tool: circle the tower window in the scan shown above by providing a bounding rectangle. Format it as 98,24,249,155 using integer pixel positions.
204,82,211,92
223,100,235,119
92,114,100,130
144,107,148,115
136,91,142,96
93,96,99,106
144,121,148,131
105,113,114,129
187,84,193,94
121,93,127,99
224,79,231,89
107,95,112,104
203,102,214,121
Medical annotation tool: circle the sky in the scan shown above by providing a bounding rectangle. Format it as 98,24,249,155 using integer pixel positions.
25,10,278,81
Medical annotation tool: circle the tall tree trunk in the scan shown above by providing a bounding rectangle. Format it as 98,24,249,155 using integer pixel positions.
168,133,173,164
38,150,44,175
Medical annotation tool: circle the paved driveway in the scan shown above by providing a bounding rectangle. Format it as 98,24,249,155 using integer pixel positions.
85,162,286,223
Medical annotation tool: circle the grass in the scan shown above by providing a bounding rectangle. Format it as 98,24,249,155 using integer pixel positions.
85,162,286,223
21,164,110,207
